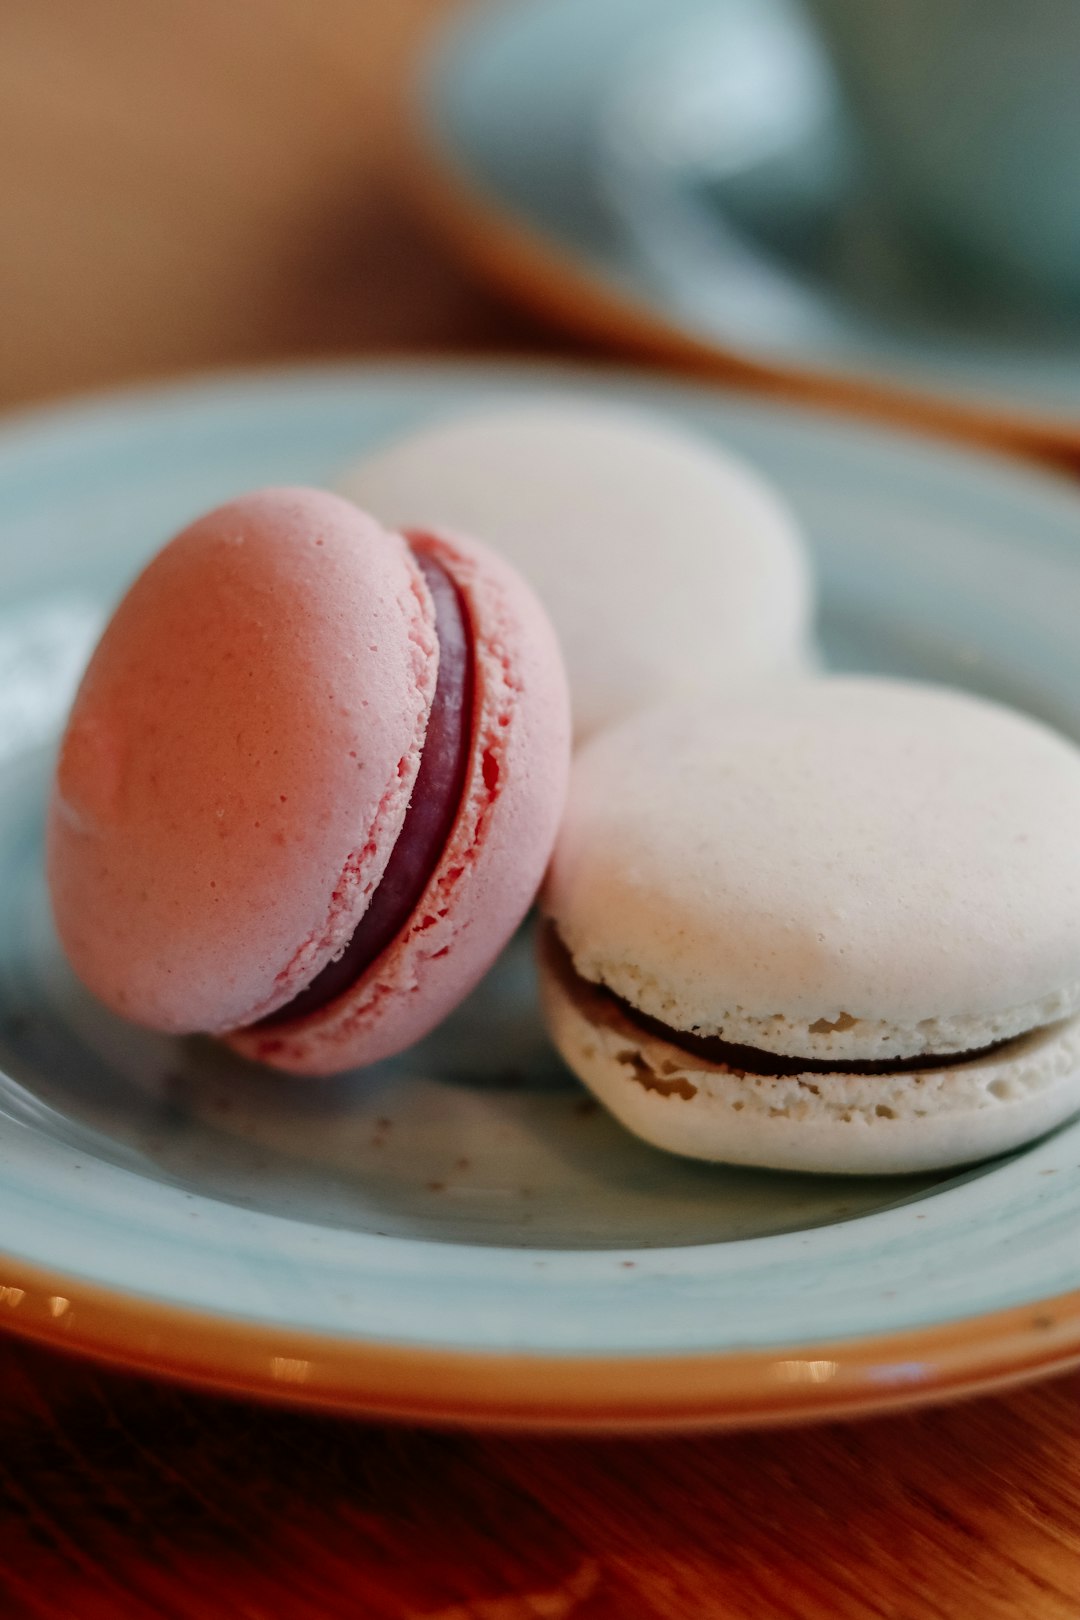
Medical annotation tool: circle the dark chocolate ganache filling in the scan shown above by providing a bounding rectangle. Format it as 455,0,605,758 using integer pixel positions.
257,546,474,1028
550,930,1008,1076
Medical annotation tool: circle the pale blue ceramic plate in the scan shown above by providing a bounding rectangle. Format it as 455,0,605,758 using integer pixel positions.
416,0,1080,441
2,361,1080,1429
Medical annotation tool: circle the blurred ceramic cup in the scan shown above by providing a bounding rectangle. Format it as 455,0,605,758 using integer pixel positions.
801,0,1080,308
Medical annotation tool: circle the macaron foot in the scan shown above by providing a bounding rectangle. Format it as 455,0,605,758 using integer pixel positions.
539,926,1080,1176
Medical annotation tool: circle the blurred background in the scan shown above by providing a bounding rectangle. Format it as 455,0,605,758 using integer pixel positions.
0,0,559,411
6,0,1078,457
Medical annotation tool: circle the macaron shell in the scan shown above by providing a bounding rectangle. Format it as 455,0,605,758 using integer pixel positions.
337,399,815,741
47,489,437,1035
228,526,571,1076
539,929,1080,1175
544,679,1080,1060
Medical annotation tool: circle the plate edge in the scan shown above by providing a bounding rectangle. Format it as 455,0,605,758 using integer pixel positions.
2,1252,1078,1431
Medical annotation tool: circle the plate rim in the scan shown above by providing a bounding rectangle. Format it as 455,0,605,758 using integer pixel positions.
5,350,1080,503
2,1251,1079,1429
6,355,1080,1427
402,0,1080,460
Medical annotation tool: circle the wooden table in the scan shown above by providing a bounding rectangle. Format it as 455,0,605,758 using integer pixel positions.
2,4,1079,1615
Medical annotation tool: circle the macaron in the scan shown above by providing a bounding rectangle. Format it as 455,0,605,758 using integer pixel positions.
540,678,1080,1174
336,398,815,741
48,487,570,1076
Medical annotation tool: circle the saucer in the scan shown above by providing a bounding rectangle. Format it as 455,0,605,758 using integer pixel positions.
410,0,1080,452
2,360,1080,1429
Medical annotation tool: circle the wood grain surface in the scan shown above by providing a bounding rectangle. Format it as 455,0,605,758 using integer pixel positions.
2,1338,1080,1619
2,3,1080,1615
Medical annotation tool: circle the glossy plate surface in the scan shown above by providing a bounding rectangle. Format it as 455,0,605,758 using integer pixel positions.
415,0,1080,441
2,361,1080,1428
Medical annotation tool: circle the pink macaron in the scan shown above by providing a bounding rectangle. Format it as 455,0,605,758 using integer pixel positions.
47,487,571,1075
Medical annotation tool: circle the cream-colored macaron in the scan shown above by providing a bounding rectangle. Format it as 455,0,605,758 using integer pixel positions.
540,678,1080,1174
336,398,814,741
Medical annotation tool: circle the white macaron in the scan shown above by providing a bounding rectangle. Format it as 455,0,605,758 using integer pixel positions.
336,398,814,741
540,678,1080,1174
